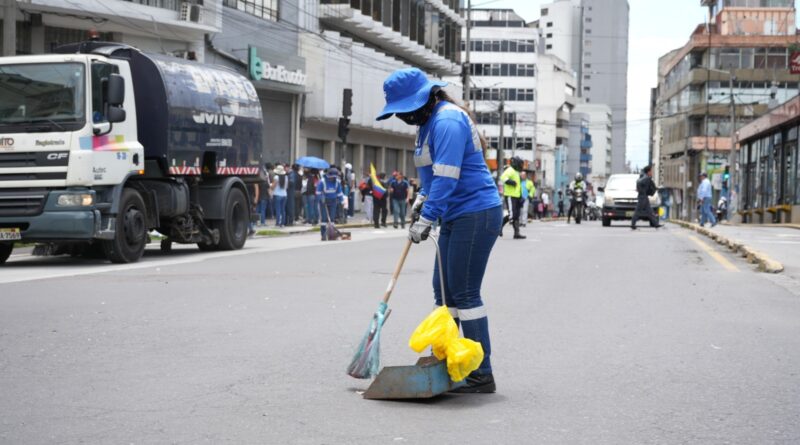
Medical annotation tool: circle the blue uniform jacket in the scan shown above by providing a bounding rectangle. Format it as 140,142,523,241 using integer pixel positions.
414,101,501,222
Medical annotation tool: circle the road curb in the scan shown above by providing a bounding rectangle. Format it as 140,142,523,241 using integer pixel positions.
669,219,784,273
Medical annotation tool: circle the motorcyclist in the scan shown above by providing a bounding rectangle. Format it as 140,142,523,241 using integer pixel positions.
567,173,586,224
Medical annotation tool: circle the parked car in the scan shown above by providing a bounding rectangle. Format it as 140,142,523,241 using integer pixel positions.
598,174,660,227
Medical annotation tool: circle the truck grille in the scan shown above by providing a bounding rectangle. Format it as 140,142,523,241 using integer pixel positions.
0,189,48,216
0,151,70,168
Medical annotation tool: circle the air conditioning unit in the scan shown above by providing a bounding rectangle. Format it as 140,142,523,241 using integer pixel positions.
179,2,202,23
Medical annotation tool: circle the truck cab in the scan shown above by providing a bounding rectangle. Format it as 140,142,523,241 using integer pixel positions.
0,43,262,264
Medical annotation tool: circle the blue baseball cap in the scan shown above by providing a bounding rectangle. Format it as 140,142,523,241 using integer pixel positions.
376,68,448,121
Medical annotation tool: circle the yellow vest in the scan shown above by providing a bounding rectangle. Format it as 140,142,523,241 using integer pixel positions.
500,166,521,198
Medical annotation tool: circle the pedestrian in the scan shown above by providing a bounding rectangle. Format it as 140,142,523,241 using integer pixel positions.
378,67,502,392
249,181,259,237
257,164,269,226
557,191,565,217
345,162,356,218
284,164,299,226
697,171,717,227
317,167,345,240
302,168,319,224
271,164,288,227
499,156,526,239
631,165,661,230
390,172,410,228
519,171,533,227
370,172,389,228
541,190,550,218
360,172,373,223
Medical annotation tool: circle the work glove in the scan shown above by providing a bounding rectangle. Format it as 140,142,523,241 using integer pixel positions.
410,194,427,223
408,217,433,244
504,179,517,186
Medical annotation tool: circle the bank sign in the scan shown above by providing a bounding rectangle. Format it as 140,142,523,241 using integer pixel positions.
248,46,306,86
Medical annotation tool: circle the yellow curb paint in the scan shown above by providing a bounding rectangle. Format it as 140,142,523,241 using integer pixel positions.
687,235,740,272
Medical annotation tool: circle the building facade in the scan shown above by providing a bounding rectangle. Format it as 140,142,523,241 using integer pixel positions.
2,0,217,59
538,0,629,174
574,103,612,185
535,52,577,192
736,95,800,224
300,0,463,184
652,0,797,220
460,8,537,171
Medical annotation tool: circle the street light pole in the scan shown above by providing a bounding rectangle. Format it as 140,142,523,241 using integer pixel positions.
463,0,471,106
498,93,505,173
727,69,737,203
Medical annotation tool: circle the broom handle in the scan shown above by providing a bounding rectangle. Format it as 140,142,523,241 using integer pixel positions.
382,238,413,304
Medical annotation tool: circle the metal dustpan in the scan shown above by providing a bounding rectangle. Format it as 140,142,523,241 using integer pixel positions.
363,356,464,399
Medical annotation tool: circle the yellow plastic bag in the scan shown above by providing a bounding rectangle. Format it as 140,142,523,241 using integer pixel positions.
408,306,485,382
445,338,484,382
408,306,457,359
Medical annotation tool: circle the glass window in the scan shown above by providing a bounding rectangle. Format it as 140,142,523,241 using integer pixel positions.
509,64,517,76
507,89,517,101
501,64,509,76
230,0,278,21
720,48,740,69
492,40,501,52
0,63,86,133
740,48,754,68
91,62,118,123
501,41,509,52
491,64,500,76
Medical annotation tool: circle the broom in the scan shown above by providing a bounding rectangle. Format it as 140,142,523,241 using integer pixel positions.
347,238,413,379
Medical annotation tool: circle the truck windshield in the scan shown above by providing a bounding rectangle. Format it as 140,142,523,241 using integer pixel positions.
0,63,85,133
605,175,638,191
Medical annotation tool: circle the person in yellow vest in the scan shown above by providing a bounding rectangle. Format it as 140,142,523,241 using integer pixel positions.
520,171,535,227
499,156,526,239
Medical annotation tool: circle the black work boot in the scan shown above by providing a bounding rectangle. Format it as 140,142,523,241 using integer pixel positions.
449,373,496,394
513,221,526,239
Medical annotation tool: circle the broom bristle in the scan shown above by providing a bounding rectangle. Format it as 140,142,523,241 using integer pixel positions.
347,319,384,379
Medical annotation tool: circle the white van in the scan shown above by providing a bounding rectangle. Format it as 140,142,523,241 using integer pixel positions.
598,174,660,227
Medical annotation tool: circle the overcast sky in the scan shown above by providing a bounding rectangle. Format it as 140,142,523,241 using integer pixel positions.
475,0,712,168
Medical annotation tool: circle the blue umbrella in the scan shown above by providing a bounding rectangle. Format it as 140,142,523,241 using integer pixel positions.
295,156,330,169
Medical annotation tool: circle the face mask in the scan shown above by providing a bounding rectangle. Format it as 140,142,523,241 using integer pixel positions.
396,93,438,126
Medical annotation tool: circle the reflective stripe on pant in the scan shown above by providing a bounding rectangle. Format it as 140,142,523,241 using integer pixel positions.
432,205,502,375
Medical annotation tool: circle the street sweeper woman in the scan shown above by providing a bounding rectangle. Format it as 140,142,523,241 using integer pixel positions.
376,68,503,393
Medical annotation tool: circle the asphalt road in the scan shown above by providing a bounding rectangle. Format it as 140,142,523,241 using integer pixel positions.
1,221,799,444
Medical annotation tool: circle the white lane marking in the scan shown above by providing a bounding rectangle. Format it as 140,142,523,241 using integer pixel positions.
0,230,407,285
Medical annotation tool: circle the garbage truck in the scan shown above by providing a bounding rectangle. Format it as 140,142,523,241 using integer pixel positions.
0,41,264,264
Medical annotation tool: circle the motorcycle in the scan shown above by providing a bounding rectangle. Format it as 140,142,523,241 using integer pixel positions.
716,197,728,222
572,188,585,224
586,200,600,221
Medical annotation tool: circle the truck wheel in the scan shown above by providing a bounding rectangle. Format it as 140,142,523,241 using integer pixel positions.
217,187,248,250
103,188,148,263
602,217,611,227
0,243,12,264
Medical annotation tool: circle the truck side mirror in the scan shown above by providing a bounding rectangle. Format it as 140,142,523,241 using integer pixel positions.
107,106,126,123
107,74,125,106
597,186,605,193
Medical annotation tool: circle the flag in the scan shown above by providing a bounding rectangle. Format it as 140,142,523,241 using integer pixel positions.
370,163,386,199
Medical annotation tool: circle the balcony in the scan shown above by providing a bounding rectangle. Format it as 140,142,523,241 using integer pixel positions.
580,139,593,149
319,4,461,75
580,153,592,162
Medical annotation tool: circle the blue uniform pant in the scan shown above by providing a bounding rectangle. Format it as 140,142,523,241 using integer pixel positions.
432,205,502,375
700,197,717,226
319,199,338,239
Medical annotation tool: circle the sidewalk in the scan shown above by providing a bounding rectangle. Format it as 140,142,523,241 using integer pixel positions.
672,220,800,276
253,211,389,236
708,224,800,273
